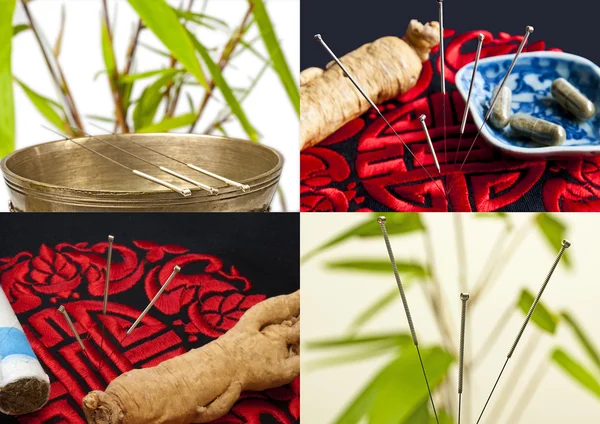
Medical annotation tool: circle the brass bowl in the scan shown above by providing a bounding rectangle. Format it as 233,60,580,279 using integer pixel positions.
1,133,283,212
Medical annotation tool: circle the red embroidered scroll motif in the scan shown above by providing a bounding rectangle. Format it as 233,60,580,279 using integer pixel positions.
300,29,600,212
0,241,298,424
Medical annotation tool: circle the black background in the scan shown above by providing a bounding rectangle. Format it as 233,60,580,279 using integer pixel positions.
301,0,599,70
0,213,299,300
0,213,299,424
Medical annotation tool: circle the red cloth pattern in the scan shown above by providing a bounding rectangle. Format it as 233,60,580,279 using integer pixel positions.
0,241,299,424
301,29,600,211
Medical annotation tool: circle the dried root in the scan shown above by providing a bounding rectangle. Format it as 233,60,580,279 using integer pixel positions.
300,20,440,150
83,291,300,424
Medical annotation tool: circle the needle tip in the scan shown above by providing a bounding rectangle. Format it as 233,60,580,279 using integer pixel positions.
58,305,65,313
562,239,571,249
314,34,322,41
526,26,535,34
478,33,485,41
174,265,182,273
377,216,386,225
108,235,114,242
182,189,192,197
419,114,427,122
460,293,470,301
241,184,251,192
210,188,219,195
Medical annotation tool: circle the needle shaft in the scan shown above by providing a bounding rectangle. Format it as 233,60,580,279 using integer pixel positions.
475,239,570,423
127,266,181,335
378,216,440,424
58,305,85,350
455,34,485,164
314,34,445,196
43,126,192,197
103,235,114,315
458,293,470,424
89,123,249,192
455,27,534,177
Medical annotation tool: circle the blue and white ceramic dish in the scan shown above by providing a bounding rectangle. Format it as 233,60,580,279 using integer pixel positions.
456,51,600,158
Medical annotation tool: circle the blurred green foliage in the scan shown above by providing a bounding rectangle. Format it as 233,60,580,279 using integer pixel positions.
3,0,297,158
304,213,600,423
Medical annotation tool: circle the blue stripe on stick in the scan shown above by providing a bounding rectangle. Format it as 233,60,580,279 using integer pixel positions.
0,327,36,359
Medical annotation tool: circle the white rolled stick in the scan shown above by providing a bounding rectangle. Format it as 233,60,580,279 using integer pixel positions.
0,290,50,415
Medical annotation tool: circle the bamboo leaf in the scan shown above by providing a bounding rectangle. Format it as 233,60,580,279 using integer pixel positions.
13,24,30,37
551,348,600,398
172,8,229,30
100,20,116,77
15,78,65,131
53,5,66,58
368,347,453,423
302,213,425,262
133,72,177,130
249,0,299,115
187,29,258,142
306,342,400,372
348,289,398,332
0,0,16,157
139,42,172,58
306,332,411,350
334,347,453,424
128,0,208,89
138,113,196,133
86,114,115,124
326,260,428,276
535,214,572,268
120,68,181,84
560,311,600,373
516,289,559,335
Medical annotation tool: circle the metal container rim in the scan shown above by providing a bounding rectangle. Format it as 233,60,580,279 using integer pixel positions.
0,133,284,196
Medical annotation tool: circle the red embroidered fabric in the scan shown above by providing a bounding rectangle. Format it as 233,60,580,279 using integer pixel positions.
0,241,299,424
301,29,600,212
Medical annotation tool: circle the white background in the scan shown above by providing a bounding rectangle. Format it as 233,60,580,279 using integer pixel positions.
301,213,600,423
4,0,299,211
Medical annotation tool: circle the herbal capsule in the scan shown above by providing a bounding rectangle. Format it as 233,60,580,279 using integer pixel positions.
510,113,566,146
489,86,512,129
551,78,596,120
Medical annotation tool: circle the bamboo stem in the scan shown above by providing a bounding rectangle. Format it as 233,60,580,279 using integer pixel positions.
188,5,254,133
471,216,536,304
101,0,130,132
21,0,84,134
471,302,514,368
487,331,542,424
122,20,143,76
504,359,549,423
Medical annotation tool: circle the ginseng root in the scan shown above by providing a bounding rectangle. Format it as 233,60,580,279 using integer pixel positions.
82,291,300,424
300,20,440,150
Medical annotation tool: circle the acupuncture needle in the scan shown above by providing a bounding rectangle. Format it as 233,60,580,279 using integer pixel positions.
378,216,440,424
70,127,218,195
475,239,570,424
455,34,485,164
449,26,534,195
89,123,250,192
58,305,86,350
437,0,448,164
419,115,441,173
43,126,192,197
315,34,446,197
458,293,470,424
127,265,181,335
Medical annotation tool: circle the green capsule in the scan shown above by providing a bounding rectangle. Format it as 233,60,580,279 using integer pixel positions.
551,78,596,121
490,86,512,129
510,113,566,146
